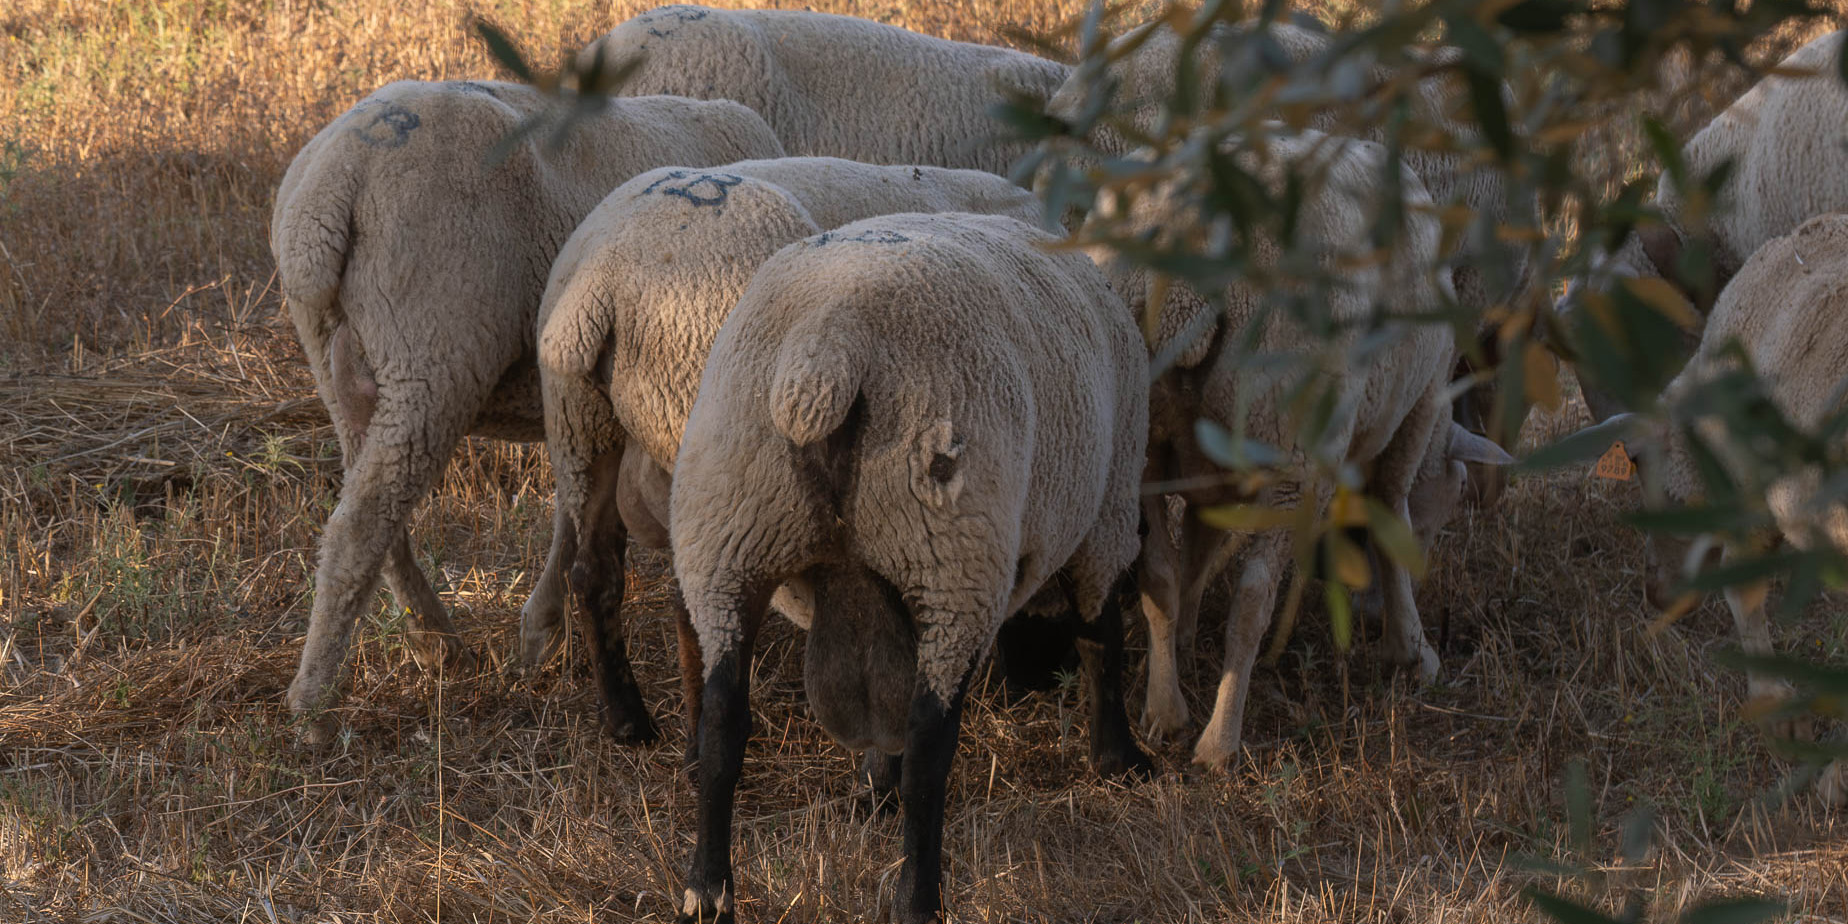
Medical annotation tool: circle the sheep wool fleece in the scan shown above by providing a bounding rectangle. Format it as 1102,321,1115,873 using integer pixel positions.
592,5,1070,176
269,78,782,736
670,211,1147,705
1091,131,1457,767
669,211,1151,924
522,159,1038,737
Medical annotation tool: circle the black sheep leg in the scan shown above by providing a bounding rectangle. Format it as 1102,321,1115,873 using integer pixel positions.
1077,574,1155,780
894,667,974,924
864,749,903,816
569,455,657,744
680,639,754,924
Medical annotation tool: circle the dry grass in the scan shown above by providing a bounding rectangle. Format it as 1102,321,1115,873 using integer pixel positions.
4,1,1847,922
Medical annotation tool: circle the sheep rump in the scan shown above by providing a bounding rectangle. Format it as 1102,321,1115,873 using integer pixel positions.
527,157,1038,742
269,78,782,741
1569,30,1848,421
591,5,1071,177
669,211,1151,923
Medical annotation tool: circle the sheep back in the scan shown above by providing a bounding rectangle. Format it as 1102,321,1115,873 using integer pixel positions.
270,79,782,440
592,5,1070,175
539,157,1037,472
1660,30,1848,283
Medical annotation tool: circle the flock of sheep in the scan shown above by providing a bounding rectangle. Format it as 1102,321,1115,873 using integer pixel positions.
265,6,1848,922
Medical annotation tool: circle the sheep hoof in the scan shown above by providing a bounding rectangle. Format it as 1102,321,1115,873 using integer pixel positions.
1140,689,1190,739
1190,722,1240,772
1384,636,1441,685
1816,761,1847,808
410,636,477,677
519,623,565,669
1094,745,1156,783
296,714,338,750
676,888,733,924
603,710,660,746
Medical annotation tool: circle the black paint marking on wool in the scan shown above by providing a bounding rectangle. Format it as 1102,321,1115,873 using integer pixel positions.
640,5,707,37
641,170,744,208
350,102,421,148
455,81,499,98
811,229,912,246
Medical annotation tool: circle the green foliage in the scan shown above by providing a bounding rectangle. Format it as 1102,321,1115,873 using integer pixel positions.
1017,0,1847,833
1516,760,1788,924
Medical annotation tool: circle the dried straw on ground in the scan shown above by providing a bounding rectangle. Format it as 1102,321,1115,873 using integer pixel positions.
3,1,1845,921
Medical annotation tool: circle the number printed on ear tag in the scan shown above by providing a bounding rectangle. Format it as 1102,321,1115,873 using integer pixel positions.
1594,441,1636,481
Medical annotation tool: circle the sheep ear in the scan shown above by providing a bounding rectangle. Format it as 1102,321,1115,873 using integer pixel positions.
1447,422,1515,466
1568,411,1653,459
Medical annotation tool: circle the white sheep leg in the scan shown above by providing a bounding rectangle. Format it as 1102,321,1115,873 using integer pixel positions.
381,529,471,673
1375,392,1444,683
1193,534,1284,770
287,383,481,743
519,508,575,667
1722,543,1808,741
1138,495,1190,738
1817,759,1848,807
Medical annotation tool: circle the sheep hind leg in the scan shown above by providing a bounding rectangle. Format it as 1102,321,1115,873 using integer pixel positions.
1138,494,1190,739
570,448,657,744
1722,542,1810,743
864,749,902,816
1375,391,1445,683
1074,569,1156,781
680,581,775,924
288,383,472,744
674,591,704,780
1193,533,1285,771
383,530,474,675
893,660,979,924
519,509,574,668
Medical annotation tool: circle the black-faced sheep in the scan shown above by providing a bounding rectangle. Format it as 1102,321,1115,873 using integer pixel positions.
270,79,783,742
527,157,1037,744
669,212,1151,923
1087,131,1509,769
1580,212,1848,807
1565,30,1848,422
588,5,1070,178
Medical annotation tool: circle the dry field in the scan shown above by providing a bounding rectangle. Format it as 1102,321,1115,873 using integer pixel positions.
3,1,1847,921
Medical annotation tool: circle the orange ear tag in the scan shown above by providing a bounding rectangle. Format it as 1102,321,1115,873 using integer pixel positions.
1594,441,1636,481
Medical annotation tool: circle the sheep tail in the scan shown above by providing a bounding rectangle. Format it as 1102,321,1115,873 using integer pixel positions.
269,140,360,368
769,311,870,447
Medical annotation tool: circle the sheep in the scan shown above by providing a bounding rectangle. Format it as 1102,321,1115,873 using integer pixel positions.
270,78,783,743
1565,30,1848,422
528,157,1038,744
587,5,1070,178
1085,130,1511,769
668,211,1152,923
1048,18,1526,506
1578,212,1848,807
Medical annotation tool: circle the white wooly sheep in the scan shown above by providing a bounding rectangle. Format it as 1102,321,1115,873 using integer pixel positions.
1047,20,1511,303
1585,213,1848,807
526,157,1037,743
588,5,1070,178
1088,131,1510,769
1566,30,1848,420
670,212,1151,923
1050,19,1524,507
270,78,782,741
